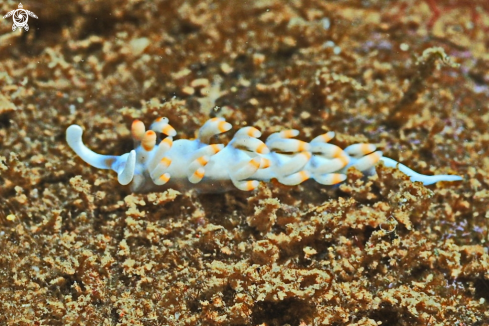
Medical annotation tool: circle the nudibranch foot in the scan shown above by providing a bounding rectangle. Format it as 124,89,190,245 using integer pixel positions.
66,117,463,193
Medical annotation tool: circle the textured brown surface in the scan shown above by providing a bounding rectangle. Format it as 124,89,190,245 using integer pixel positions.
1,0,488,325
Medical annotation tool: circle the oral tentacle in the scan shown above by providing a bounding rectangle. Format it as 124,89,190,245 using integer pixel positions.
66,125,119,170
116,150,136,185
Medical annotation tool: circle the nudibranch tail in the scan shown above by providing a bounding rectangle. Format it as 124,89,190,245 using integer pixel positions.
66,116,463,193
379,157,463,185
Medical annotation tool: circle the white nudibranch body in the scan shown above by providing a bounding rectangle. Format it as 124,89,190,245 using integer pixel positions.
66,117,462,193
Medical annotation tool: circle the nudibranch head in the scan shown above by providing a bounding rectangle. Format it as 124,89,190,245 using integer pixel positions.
66,117,462,193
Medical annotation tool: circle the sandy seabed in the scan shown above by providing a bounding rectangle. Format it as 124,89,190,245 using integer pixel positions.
1,0,489,325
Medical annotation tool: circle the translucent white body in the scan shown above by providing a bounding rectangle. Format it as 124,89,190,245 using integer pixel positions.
66,117,462,193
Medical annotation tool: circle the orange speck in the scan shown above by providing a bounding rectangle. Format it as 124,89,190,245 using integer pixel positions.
197,156,209,166
360,144,371,153
142,143,154,151
248,127,260,138
250,158,260,168
160,157,172,167
338,153,350,167
162,124,176,136
210,144,221,154
218,121,229,132
298,141,308,152
194,168,205,179
159,173,170,183
245,180,257,191
283,130,295,138
260,158,271,168
332,146,342,157
257,143,268,154
162,137,173,147
299,171,310,182
321,133,334,142
370,151,382,164
331,174,344,184
301,151,312,160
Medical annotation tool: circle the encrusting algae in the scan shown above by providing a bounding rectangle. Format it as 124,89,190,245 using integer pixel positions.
1,0,489,325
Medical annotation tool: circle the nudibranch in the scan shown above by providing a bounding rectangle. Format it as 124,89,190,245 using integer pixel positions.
66,117,462,193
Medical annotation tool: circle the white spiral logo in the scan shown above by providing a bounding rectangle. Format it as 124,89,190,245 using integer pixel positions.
13,9,27,26
3,3,38,32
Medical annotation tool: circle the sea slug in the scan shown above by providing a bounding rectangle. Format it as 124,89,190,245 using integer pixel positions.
66,117,462,193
